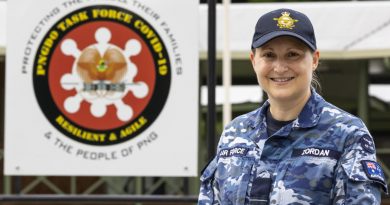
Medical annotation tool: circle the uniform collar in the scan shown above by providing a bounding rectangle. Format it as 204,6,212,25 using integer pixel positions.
247,88,323,130
292,88,323,129
248,101,269,130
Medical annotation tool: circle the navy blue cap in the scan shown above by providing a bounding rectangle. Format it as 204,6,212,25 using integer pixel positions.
251,8,316,50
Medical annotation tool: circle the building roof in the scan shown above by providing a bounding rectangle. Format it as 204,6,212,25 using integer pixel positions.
199,1,390,59
2,1,390,59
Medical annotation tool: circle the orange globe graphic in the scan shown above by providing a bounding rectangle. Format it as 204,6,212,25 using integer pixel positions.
77,47,127,84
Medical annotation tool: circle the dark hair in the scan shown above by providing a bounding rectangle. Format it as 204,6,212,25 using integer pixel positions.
311,70,321,93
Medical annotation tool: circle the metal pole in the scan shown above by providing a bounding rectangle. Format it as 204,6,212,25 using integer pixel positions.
135,177,142,205
70,177,76,194
13,177,21,194
4,176,11,194
207,0,217,161
357,63,369,126
222,0,232,126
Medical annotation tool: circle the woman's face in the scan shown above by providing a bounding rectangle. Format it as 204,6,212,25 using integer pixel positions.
250,36,319,103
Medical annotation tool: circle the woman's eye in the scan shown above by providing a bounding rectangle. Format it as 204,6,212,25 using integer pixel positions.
262,52,275,58
287,52,300,57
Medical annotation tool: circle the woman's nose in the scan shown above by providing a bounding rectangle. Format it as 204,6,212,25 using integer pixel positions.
273,60,288,73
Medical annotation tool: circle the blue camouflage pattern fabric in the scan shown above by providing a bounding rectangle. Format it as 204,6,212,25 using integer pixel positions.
198,89,387,205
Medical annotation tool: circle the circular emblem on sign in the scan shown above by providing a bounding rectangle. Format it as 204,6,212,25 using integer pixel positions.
33,5,171,145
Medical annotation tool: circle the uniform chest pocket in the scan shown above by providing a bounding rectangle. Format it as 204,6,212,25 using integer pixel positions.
215,156,254,205
284,156,337,193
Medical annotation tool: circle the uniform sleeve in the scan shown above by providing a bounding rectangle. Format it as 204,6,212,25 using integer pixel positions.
198,123,232,205
332,129,388,205
198,157,218,205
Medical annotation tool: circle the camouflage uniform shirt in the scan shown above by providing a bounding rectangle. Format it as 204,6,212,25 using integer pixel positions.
198,90,387,205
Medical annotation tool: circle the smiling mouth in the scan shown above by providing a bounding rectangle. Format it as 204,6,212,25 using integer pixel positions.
270,77,295,82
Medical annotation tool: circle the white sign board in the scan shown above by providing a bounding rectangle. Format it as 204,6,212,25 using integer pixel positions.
5,0,199,176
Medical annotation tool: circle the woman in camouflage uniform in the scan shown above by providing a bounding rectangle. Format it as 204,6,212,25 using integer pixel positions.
198,8,387,205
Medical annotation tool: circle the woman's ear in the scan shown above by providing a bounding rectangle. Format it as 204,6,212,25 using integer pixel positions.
250,49,256,68
312,50,320,71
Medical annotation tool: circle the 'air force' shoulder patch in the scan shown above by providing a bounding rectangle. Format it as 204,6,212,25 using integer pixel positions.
219,147,249,158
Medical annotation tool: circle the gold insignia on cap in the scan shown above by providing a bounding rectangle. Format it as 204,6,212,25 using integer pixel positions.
273,11,298,29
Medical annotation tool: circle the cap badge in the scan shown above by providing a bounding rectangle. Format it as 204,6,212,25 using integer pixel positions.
273,12,298,29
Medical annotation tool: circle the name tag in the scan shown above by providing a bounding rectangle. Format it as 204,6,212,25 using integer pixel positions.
292,147,341,160
219,147,249,158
